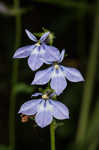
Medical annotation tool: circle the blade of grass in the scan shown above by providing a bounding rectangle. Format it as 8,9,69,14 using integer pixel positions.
87,98,99,143
76,0,99,146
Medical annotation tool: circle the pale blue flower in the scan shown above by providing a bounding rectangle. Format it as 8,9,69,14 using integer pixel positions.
18,92,69,128
32,50,84,95
13,29,60,71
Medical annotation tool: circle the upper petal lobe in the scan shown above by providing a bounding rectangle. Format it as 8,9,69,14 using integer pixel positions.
40,32,50,42
31,93,42,97
58,49,65,63
25,29,38,42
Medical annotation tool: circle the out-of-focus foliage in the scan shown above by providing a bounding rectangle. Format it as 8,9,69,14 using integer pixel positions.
0,0,99,150
0,145,8,150
13,83,34,94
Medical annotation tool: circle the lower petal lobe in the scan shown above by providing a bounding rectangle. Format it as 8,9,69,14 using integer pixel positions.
28,53,43,71
18,99,41,115
43,45,60,62
50,68,67,95
61,66,84,82
32,67,52,85
35,111,53,128
50,100,69,119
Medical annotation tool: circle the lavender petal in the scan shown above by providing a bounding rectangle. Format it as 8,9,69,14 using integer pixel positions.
62,66,84,82
28,49,43,71
50,68,67,95
31,67,52,85
35,111,53,128
58,49,65,63
43,45,60,62
49,100,69,119
13,45,34,58
25,29,38,42
40,57,52,64
31,93,42,97
40,32,50,42
18,99,41,115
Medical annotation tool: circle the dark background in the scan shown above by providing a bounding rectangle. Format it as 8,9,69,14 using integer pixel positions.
0,0,99,150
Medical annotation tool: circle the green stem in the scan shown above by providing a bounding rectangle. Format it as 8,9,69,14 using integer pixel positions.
9,0,21,150
76,0,99,146
49,33,56,150
50,121,56,150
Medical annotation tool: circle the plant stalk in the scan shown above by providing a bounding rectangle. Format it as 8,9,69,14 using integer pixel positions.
9,0,21,150
50,121,56,150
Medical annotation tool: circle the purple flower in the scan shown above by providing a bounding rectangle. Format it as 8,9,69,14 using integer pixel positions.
32,49,84,95
18,92,69,128
13,29,60,71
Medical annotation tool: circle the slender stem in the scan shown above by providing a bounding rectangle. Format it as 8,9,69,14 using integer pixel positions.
76,0,99,145
50,121,55,150
49,32,56,150
9,0,21,150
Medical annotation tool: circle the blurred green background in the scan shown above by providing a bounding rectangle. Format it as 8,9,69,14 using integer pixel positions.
0,0,99,150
